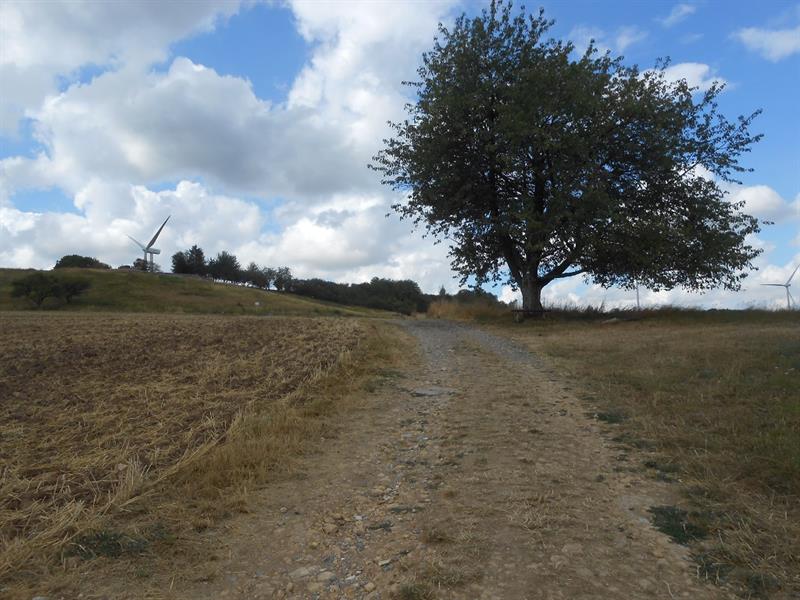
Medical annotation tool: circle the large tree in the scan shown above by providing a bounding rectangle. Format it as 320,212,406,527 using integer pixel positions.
372,2,763,312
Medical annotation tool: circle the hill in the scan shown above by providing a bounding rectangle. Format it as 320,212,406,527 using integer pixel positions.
0,268,388,317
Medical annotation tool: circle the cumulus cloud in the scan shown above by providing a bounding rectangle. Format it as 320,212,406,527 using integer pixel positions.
568,25,647,56
0,0,462,292
658,62,726,92
0,179,263,269
727,185,800,222
13,58,368,199
733,25,800,61
615,26,648,52
0,0,241,135
659,4,697,28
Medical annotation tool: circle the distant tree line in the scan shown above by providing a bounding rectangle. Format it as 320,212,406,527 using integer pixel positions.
440,288,503,305
170,245,293,290
291,277,429,315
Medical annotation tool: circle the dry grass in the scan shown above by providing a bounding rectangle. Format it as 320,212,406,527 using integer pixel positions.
0,311,378,594
427,298,510,321
497,313,800,596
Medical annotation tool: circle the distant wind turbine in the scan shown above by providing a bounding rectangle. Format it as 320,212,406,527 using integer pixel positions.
128,216,170,271
761,263,799,310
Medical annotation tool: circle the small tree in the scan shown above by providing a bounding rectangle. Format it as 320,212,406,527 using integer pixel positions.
171,251,189,274
10,273,90,308
273,267,293,291
11,273,62,308
243,262,269,288
60,278,91,303
262,267,277,290
185,245,207,276
208,251,241,282
171,245,207,275
373,1,762,312
54,255,110,269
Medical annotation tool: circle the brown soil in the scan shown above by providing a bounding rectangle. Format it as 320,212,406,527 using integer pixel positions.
62,319,737,599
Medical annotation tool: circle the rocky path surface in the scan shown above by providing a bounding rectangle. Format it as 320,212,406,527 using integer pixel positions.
172,319,732,600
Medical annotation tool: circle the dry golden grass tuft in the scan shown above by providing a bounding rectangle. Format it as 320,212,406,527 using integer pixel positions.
0,311,388,594
498,312,800,596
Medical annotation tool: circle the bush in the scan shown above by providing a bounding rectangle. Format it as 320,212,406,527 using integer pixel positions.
61,278,92,303
54,255,110,270
10,272,91,309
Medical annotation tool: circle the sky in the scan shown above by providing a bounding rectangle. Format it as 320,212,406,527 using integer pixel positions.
0,0,798,309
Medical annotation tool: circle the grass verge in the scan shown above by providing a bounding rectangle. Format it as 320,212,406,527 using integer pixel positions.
493,311,800,597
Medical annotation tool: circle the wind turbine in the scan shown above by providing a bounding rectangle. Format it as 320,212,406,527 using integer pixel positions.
128,216,170,271
761,263,799,310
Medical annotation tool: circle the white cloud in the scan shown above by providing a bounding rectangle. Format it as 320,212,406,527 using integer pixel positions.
0,1,241,135
0,0,462,291
14,58,368,199
727,185,800,222
569,25,647,56
660,4,697,28
568,26,610,55
0,180,263,270
615,26,648,52
659,62,726,92
733,26,800,61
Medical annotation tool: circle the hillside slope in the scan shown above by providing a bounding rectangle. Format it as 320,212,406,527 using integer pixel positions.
0,268,388,316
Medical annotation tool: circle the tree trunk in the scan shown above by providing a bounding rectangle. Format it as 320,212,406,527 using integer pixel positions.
519,278,544,312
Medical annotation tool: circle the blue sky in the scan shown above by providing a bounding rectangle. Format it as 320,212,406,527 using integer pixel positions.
1,0,798,308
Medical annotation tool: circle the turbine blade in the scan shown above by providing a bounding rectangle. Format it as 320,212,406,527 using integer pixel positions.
761,283,786,287
786,263,800,286
789,289,795,308
146,215,170,249
127,235,146,250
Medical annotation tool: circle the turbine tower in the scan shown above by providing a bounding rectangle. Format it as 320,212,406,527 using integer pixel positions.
128,216,170,271
761,263,799,310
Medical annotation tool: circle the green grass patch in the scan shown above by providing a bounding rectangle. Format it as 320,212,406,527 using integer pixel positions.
69,530,149,560
649,506,710,545
0,268,389,317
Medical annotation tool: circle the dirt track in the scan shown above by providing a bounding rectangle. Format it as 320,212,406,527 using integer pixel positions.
133,320,735,599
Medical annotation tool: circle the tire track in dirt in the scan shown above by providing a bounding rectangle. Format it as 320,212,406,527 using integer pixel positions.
95,319,735,599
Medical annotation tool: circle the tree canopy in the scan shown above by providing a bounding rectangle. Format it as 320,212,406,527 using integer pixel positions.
54,255,110,270
372,1,762,311
207,251,241,282
172,245,207,276
11,273,91,309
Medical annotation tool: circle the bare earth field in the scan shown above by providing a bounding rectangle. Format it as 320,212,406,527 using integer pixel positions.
0,312,369,596
2,312,797,599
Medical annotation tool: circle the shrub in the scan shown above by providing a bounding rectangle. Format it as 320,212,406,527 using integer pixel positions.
10,272,91,309
291,277,427,314
54,255,110,269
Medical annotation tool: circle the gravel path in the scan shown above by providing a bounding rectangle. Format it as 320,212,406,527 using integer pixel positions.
88,319,734,599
